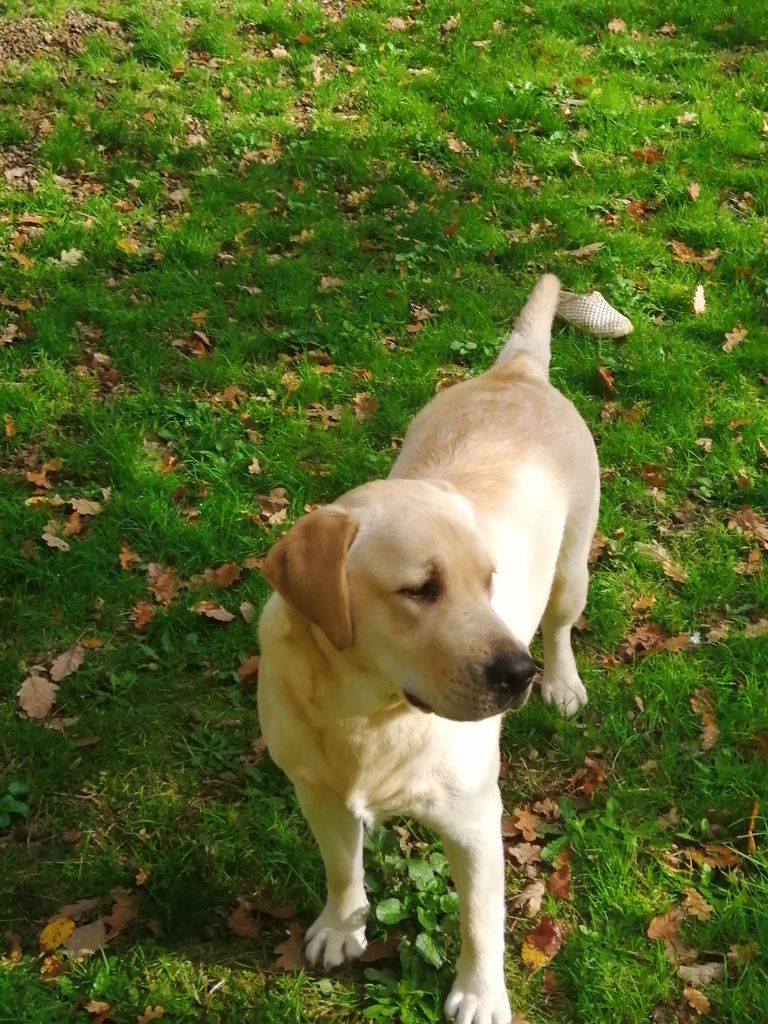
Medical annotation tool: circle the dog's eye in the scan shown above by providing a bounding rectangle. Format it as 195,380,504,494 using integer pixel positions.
398,574,441,603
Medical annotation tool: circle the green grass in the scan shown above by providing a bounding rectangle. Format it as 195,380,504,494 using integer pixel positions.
1,1,767,1021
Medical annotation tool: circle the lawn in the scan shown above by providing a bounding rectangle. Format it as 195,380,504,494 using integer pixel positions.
1,1,767,1022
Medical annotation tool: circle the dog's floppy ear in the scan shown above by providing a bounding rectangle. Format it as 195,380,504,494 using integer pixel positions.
261,507,359,651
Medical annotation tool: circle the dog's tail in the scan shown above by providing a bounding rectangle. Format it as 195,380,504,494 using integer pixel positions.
495,273,560,377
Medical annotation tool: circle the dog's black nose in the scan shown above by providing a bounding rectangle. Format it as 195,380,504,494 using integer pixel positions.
484,649,536,696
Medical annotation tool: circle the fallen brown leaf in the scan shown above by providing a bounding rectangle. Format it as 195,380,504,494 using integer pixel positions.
632,147,664,164
634,541,689,583
566,241,604,261
147,564,181,605
62,917,108,957
105,888,138,938
746,799,759,854
229,900,259,938
512,806,544,842
131,602,155,631
678,962,723,986
4,413,15,437
359,932,402,962
510,880,546,918
683,843,742,869
42,531,70,552
119,544,141,570
352,392,378,422
688,182,700,201
597,366,616,393
607,17,626,32
722,325,747,354
682,888,714,921
647,907,683,941
690,688,719,751
670,240,720,270
273,922,305,970
50,646,84,682
521,916,564,969
238,655,261,686
547,862,571,901
214,563,241,588
84,1000,117,1024
136,1007,165,1024
683,986,711,1015
18,674,59,719
193,600,235,622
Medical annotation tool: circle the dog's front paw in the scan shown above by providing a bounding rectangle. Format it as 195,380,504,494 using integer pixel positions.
444,979,511,1024
305,906,368,970
541,672,587,717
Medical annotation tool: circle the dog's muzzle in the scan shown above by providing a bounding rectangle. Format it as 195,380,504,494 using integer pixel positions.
483,649,536,707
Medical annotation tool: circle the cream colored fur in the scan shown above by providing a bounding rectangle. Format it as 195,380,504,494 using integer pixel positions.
258,274,600,1024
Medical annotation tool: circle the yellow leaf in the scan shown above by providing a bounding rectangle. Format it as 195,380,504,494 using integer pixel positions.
116,237,141,255
521,938,551,970
39,916,76,950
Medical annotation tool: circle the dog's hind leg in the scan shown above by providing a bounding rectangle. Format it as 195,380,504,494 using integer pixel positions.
295,784,369,970
540,550,590,716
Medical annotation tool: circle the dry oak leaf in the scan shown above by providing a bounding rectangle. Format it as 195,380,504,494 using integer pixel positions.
565,241,603,261
137,1008,165,1023
579,756,606,796
240,601,255,624
634,541,689,583
512,806,544,842
722,325,747,354
447,136,469,154
547,862,572,901
119,544,141,570
50,645,84,682
678,962,724,986
105,888,138,938
598,366,616,393
607,17,627,32
39,916,76,951
352,392,378,422
42,531,70,551
319,275,344,290
632,147,664,164
690,688,719,751
521,916,564,970
273,922,306,970
4,413,15,437
647,907,683,941
682,888,714,921
70,498,101,516
229,900,259,938
683,986,711,1015
669,240,720,270
688,182,701,201
507,841,542,866
238,655,261,686
131,602,155,631
745,618,768,638
62,917,108,957
147,564,181,605
193,600,235,622
683,843,742,869
84,1000,117,1024
214,562,242,588
58,898,100,921
359,932,402,962
18,674,59,719
510,881,546,918
40,953,63,977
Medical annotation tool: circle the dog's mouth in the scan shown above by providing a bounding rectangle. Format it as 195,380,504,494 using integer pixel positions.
403,689,433,714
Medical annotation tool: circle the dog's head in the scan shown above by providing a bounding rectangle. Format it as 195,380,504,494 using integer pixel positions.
261,479,535,720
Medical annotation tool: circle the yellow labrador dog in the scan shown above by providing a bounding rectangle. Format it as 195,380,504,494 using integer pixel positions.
258,275,599,1024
